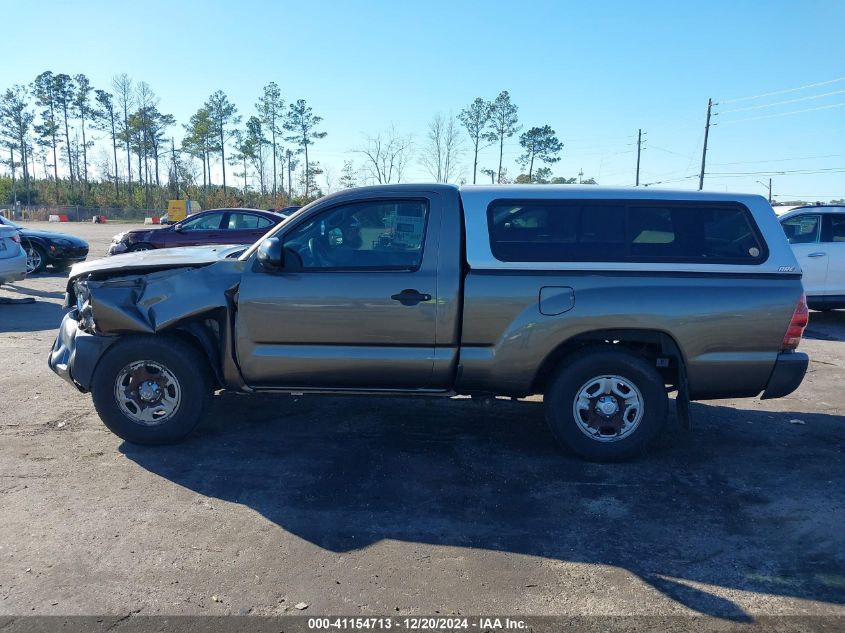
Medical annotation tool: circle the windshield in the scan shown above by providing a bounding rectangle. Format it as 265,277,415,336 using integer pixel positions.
0,215,21,229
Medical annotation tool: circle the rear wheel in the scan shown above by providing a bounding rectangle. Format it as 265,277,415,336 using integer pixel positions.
545,348,668,462
91,335,211,445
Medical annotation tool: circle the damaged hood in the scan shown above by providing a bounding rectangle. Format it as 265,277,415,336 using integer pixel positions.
69,244,246,281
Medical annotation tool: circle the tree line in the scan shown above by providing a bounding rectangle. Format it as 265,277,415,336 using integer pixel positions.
1,74,586,210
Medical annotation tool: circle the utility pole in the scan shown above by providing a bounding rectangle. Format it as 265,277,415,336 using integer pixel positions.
636,128,643,186
171,138,179,199
698,98,713,191
578,168,584,184
286,148,294,199
757,178,772,203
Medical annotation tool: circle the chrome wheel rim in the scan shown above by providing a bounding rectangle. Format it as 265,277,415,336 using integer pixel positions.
26,247,42,273
132,245,151,252
114,360,182,426
572,375,644,442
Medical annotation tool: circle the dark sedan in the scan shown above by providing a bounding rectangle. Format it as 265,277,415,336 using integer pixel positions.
0,215,89,274
108,208,287,256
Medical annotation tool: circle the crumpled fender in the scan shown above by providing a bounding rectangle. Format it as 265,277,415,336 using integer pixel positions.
86,260,244,334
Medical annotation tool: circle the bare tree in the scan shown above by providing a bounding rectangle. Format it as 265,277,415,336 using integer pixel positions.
356,126,413,184
420,113,464,183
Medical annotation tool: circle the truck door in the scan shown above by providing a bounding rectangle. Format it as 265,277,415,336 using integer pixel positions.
234,193,445,390
781,213,827,296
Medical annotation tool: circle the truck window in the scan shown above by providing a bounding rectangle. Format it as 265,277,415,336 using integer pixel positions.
283,200,429,270
487,200,766,263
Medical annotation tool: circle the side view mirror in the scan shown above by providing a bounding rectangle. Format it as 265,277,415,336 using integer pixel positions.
173,224,183,232
257,237,303,272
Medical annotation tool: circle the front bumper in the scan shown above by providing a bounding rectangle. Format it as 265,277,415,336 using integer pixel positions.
48,310,117,392
761,352,809,399
48,242,89,262
107,242,128,256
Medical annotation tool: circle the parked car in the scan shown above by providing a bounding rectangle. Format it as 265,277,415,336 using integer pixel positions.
50,185,808,461
0,223,27,284
108,208,286,255
779,205,845,310
0,215,89,274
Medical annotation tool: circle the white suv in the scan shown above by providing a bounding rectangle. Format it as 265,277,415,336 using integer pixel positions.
780,205,845,310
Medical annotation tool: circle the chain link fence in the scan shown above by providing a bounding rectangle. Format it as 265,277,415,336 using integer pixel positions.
11,205,165,223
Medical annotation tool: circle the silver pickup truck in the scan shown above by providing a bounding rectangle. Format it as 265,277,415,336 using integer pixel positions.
49,185,809,461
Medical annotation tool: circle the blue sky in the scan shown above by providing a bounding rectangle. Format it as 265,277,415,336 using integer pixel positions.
5,0,845,200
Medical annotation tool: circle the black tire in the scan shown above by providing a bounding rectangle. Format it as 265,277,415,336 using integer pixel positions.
127,243,155,252
26,243,47,274
90,335,212,445
545,347,668,462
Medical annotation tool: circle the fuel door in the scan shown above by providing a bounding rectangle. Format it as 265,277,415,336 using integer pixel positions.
539,286,575,316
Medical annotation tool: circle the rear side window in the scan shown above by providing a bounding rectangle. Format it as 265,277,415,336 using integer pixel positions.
781,214,820,244
823,214,845,243
227,213,273,230
487,200,767,264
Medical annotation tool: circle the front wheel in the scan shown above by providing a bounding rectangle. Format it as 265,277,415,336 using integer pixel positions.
90,335,212,444
545,348,668,462
26,244,46,274
127,243,154,252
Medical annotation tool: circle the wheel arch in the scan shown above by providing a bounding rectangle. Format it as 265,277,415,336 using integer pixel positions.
531,328,687,395
166,313,228,388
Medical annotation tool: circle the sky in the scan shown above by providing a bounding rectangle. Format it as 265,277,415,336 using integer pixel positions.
4,0,845,201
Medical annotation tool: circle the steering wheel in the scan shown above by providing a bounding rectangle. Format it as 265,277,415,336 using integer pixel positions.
307,237,332,267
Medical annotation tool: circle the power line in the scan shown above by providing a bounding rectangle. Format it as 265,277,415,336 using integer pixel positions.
709,153,845,167
648,145,692,158
715,101,845,125
717,88,845,114
706,167,845,177
718,76,845,105
773,193,845,199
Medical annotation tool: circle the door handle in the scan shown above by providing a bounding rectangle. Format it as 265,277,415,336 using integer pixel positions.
391,289,432,306
807,252,826,258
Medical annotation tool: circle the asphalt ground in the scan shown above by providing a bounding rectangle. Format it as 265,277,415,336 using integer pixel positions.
0,221,843,622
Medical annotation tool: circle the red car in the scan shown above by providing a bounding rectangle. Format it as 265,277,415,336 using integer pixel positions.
108,208,288,255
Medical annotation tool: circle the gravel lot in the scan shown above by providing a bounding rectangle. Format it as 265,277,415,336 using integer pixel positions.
1,221,844,620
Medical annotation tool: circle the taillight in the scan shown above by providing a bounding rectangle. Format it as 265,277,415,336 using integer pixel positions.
11,234,20,243
782,294,809,351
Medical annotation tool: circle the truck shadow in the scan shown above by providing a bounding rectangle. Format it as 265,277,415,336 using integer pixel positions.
121,396,845,620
